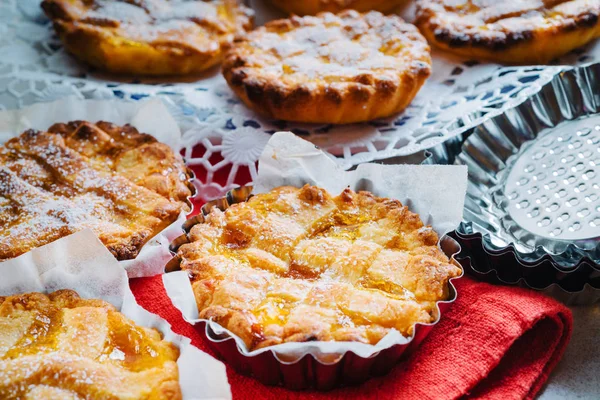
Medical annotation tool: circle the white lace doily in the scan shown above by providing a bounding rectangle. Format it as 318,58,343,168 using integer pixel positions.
1,0,599,201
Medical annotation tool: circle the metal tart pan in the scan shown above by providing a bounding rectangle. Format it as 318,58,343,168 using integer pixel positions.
166,186,463,390
449,229,600,305
182,164,199,215
423,63,600,303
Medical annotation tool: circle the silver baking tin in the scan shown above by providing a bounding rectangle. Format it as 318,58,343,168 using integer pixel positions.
450,229,600,305
421,62,600,303
182,164,199,214
166,186,463,390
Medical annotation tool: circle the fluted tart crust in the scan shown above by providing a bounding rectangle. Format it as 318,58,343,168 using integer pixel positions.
222,10,431,124
177,185,461,351
415,0,600,64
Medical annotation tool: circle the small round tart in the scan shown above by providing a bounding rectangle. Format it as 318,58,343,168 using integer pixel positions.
0,121,193,261
177,185,461,351
415,0,600,64
268,0,408,16
222,11,431,124
41,0,253,75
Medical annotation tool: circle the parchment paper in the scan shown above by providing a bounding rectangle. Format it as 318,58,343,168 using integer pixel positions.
0,229,231,400
0,97,189,278
163,132,468,361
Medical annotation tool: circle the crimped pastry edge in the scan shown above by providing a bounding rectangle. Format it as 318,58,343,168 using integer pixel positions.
222,10,431,123
415,1,600,64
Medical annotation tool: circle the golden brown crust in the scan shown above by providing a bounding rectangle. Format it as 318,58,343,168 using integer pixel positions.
415,0,600,64
41,0,253,76
222,10,431,124
0,290,181,400
178,185,461,351
0,121,193,261
268,0,409,15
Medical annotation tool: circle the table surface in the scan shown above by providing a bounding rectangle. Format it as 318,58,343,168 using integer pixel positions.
539,305,600,399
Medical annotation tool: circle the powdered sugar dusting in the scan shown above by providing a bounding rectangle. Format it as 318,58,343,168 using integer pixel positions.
0,125,186,261
74,0,241,45
243,11,430,82
90,0,217,24
88,1,152,25
0,167,131,259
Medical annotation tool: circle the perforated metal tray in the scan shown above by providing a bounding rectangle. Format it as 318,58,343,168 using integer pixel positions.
425,63,600,304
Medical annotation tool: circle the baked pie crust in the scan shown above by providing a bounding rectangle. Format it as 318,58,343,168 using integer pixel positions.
177,185,461,351
268,0,408,16
415,0,600,64
222,10,431,124
41,0,253,75
0,121,193,261
0,290,181,400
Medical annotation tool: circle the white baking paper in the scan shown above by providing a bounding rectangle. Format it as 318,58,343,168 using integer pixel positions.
0,97,190,278
0,229,231,400
163,132,468,362
0,96,182,150
255,132,467,235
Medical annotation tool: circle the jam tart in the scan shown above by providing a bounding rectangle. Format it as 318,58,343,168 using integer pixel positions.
222,10,431,124
177,185,461,351
41,0,253,75
0,121,193,261
415,0,600,64
0,290,181,399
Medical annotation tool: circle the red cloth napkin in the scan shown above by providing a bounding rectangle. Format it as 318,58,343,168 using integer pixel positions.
130,275,572,400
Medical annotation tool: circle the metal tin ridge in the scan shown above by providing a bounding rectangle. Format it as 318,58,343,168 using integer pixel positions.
166,186,463,390
450,230,600,305
425,64,600,271
182,164,198,214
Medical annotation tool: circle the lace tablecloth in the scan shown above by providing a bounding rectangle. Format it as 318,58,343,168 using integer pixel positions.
2,0,599,201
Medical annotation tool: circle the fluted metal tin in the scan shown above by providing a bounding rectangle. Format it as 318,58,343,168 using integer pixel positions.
182,166,199,213
450,229,600,305
425,63,600,304
166,186,463,390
